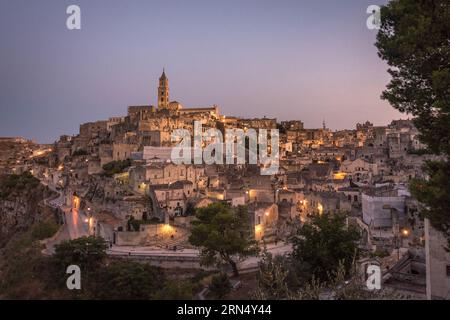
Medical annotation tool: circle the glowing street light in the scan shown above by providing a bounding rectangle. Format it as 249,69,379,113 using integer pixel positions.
317,203,324,216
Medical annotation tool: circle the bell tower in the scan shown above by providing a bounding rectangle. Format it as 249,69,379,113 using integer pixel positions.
158,69,169,109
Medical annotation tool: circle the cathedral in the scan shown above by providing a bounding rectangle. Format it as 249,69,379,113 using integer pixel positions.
157,69,184,112
121,70,221,146
152,69,218,116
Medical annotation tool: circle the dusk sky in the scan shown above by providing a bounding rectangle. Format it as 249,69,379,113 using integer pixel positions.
0,0,405,143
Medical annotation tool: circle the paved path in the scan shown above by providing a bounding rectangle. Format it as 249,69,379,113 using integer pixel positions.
39,178,90,254
107,243,293,271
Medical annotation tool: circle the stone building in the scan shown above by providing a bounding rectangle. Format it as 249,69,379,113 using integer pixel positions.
158,69,170,109
112,143,139,161
425,219,450,300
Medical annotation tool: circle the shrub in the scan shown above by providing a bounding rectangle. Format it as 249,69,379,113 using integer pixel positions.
102,159,132,177
209,273,232,299
31,221,59,240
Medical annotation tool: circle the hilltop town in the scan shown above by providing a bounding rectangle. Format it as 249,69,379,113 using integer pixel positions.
2,71,448,299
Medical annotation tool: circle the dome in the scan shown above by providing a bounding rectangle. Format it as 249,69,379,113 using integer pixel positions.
168,101,183,110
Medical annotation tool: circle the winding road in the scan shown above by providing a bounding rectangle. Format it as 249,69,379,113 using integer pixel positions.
38,173,293,268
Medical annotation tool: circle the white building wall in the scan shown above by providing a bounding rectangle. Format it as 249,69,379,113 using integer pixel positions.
425,219,450,300
362,193,405,228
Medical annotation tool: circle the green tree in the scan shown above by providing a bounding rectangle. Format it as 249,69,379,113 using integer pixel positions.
185,201,196,216
410,161,450,238
291,214,360,281
209,273,232,299
375,0,450,242
254,249,290,299
189,203,258,276
53,236,108,273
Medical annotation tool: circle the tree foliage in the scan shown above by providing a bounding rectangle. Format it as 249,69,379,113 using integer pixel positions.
189,203,258,276
53,236,108,273
102,159,132,177
0,172,40,199
152,280,195,300
375,0,450,240
376,0,450,156
291,214,360,281
410,161,450,239
209,273,232,299
254,249,290,299
89,261,166,300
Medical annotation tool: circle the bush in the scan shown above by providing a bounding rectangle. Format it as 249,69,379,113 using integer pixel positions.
0,172,40,199
31,221,59,240
72,149,88,156
371,249,389,258
127,215,161,231
89,261,166,300
102,159,132,177
209,273,232,299
407,148,430,155
152,280,194,300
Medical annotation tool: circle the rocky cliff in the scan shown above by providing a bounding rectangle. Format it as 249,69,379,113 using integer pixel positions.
0,172,55,247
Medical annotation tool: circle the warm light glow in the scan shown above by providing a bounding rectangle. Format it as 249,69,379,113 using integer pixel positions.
58,164,64,171
72,196,80,209
317,203,324,215
401,229,410,237
265,211,269,216
333,172,347,180
162,224,173,234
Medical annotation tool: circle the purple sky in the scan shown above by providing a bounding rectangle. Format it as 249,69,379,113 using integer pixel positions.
0,0,404,143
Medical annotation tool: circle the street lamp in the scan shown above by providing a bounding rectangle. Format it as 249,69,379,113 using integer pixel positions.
401,228,410,237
